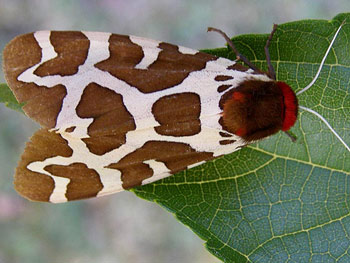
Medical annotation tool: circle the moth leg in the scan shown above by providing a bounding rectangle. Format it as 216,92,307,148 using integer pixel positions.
284,130,297,142
264,24,278,80
208,27,259,72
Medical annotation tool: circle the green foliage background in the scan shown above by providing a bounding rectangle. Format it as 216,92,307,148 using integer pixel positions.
135,14,350,262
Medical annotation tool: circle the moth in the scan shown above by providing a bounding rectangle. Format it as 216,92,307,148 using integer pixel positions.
2,22,347,203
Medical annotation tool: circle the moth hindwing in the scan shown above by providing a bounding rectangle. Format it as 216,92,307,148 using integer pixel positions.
7,26,333,203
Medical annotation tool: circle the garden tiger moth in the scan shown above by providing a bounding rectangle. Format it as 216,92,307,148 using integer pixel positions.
2,21,348,203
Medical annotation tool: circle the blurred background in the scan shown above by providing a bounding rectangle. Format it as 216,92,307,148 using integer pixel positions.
0,1,349,263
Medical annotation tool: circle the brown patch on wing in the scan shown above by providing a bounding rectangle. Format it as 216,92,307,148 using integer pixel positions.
217,85,232,93
215,75,233,81
152,93,201,136
3,33,41,86
219,131,232,137
219,139,236,145
14,129,73,202
227,63,250,72
107,141,213,189
22,84,67,128
45,163,103,201
3,33,67,128
95,34,144,80
95,35,216,93
76,83,136,155
227,63,264,75
35,31,89,76
65,126,76,133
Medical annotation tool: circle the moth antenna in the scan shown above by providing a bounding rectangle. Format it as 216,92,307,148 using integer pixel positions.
295,21,349,152
295,20,349,152
264,24,278,80
296,20,345,96
299,106,350,152
207,27,259,72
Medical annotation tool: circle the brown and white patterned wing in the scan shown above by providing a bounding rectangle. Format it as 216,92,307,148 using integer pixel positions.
3,31,270,202
4,31,218,130
16,128,218,202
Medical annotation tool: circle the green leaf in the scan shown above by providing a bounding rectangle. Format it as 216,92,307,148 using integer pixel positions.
133,13,350,262
0,83,24,113
2,13,350,263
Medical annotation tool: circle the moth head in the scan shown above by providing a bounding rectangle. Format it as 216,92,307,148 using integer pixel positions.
222,80,298,143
